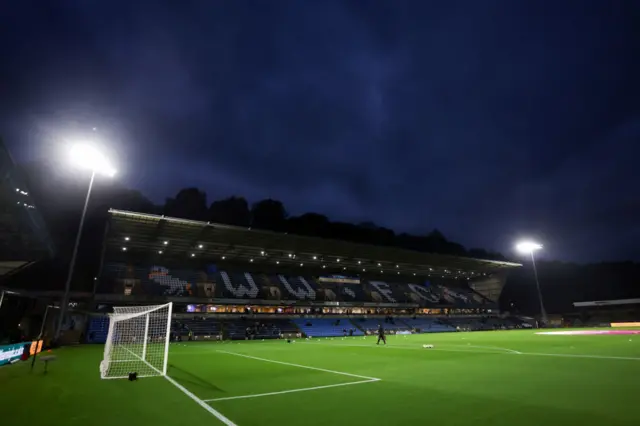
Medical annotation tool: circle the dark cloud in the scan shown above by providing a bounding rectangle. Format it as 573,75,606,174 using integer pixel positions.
1,0,639,262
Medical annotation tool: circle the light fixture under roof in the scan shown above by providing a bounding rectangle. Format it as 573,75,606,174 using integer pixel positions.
397,271,400,274
250,259,254,262
221,256,226,260
312,256,317,260
322,265,326,268
276,261,280,264
198,244,203,249
396,265,398,268
343,267,346,270
163,241,168,245
288,253,293,258
336,258,340,262
357,260,361,264
158,250,163,254
362,268,366,272
300,263,303,266
124,237,130,241
377,263,381,266
261,251,264,255
191,253,195,257
122,247,127,251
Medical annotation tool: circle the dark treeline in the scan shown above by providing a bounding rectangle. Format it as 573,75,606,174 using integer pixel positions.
21,161,507,262
163,188,508,261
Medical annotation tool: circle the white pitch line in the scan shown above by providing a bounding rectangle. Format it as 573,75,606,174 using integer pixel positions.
451,344,522,354
216,350,380,381
204,378,379,402
518,352,640,361
309,342,640,361
120,346,238,425
164,375,238,426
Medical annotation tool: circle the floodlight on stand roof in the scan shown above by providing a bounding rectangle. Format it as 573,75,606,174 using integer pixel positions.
70,144,116,177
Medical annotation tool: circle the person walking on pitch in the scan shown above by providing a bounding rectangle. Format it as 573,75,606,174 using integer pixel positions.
377,324,386,345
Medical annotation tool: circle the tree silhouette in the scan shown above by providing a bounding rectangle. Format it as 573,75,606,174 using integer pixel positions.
164,188,207,221
209,196,250,227
251,199,287,231
287,213,330,237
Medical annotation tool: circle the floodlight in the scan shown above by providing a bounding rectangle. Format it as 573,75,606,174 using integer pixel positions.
70,144,116,177
516,241,543,254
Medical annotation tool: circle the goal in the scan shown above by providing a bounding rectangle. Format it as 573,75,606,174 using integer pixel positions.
100,302,173,379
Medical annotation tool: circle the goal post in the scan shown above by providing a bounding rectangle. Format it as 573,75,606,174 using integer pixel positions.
100,302,173,379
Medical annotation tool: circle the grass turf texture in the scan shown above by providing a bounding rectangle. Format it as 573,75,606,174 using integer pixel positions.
2,329,639,426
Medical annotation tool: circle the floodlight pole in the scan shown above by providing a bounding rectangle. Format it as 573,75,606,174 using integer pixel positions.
31,304,55,372
55,170,96,340
530,251,548,325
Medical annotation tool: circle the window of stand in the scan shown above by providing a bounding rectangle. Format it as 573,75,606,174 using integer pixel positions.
181,304,491,316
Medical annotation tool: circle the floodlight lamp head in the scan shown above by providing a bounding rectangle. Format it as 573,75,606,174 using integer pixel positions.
516,241,543,254
70,144,116,177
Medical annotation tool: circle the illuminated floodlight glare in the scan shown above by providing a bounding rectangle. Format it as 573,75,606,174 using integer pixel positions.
70,144,116,177
516,241,543,254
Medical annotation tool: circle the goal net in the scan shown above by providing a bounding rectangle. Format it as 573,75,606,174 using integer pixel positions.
100,302,173,379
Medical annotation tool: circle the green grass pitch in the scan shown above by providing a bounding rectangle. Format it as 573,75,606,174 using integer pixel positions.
2,329,639,426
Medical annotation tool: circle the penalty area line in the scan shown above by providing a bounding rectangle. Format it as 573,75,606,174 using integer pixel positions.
204,378,380,402
216,350,381,381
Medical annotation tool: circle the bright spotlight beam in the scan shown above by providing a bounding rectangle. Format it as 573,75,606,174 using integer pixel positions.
57,143,116,340
515,241,542,254
515,239,547,325
70,144,116,177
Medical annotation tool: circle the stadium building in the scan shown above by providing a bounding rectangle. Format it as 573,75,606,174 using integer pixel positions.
83,209,523,342
0,138,55,345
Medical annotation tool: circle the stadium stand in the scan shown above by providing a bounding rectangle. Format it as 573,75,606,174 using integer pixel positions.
87,317,110,343
401,317,456,333
99,263,493,308
173,317,223,337
77,210,526,344
292,318,364,337
351,317,410,333
226,318,297,340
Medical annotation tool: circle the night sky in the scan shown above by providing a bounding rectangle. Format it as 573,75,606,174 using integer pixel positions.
1,1,639,263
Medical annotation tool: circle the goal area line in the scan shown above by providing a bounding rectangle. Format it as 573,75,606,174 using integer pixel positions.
204,350,381,402
120,346,238,425
204,378,379,402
